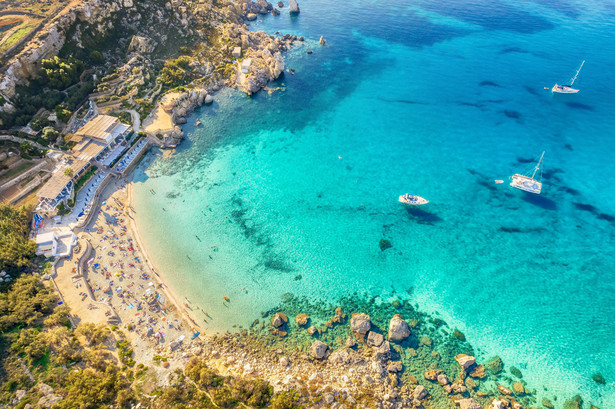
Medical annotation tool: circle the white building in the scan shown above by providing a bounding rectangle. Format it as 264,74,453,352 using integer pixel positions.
35,232,58,257
35,231,77,257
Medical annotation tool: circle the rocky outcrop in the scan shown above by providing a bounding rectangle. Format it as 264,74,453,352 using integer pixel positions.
288,0,300,14
0,0,135,100
388,314,411,341
350,313,371,336
310,340,328,359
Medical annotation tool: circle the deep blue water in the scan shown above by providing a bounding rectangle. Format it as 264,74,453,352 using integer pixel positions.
132,0,615,406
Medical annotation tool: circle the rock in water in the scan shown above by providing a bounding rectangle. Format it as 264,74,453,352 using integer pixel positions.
271,312,287,327
204,95,213,104
459,398,482,409
350,313,371,335
424,370,438,381
454,354,476,372
319,35,326,45
413,385,428,400
289,0,300,14
437,373,449,385
563,395,583,409
469,364,486,379
379,238,392,251
277,0,284,6
295,313,309,327
592,372,606,385
388,314,411,341
512,382,525,395
497,384,512,396
246,13,258,20
367,331,384,347
310,340,328,359
486,355,503,374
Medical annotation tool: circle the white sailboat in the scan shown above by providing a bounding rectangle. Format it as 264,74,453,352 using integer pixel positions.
399,194,429,205
510,151,545,195
552,60,585,94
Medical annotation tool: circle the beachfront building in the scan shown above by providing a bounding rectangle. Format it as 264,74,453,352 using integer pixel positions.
35,231,77,257
35,156,90,216
35,115,131,216
35,232,57,257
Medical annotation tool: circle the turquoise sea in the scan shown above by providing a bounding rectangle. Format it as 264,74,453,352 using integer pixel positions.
132,0,615,406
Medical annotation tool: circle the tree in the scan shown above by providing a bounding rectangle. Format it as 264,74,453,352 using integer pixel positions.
64,168,74,177
40,56,85,90
88,50,104,65
0,205,37,272
41,126,59,142
31,117,50,131
0,275,58,330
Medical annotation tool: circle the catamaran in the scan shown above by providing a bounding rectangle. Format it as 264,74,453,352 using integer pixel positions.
552,61,585,94
510,151,545,195
399,194,429,205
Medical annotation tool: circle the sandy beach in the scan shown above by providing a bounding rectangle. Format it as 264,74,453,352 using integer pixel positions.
52,176,208,376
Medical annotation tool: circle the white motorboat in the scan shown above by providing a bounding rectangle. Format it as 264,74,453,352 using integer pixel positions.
552,60,585,94
399,194,429,205
510,151,545,195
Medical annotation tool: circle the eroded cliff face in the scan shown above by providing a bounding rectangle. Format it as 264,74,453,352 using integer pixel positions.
0,0,124,100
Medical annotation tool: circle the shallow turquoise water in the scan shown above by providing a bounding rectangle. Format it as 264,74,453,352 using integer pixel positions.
133,0,615,406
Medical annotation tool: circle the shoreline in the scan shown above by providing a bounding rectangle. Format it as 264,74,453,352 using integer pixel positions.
58,169,603,409
125,179,203,335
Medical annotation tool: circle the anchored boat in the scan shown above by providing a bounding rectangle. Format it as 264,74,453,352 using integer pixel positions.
552,60,585,94
510,151,545,195
399,194,429,205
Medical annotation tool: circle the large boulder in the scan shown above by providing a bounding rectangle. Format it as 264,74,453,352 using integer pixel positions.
388,314,411,341
271,312,287,328
374,341,391,360
459,398,482,409
288,0,299,14
367,331,384,347
437,373,449,385
295,313,310,327
497,384,512,396
350,313,371,336
413,385,428,400
455,354,476,372
328,348,350,365
310,340,328,359
424,370,438,381
387,361,403,373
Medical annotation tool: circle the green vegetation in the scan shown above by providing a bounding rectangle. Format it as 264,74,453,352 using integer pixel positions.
159,56,194,88
40,126,58,142
118,111,132,125
0,204,37,272
40,56,84,90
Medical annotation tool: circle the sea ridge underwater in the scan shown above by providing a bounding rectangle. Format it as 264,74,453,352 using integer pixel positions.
133,0,615,406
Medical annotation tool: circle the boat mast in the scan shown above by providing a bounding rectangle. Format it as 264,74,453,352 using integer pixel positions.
531,151,545,180
570,60,585,86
